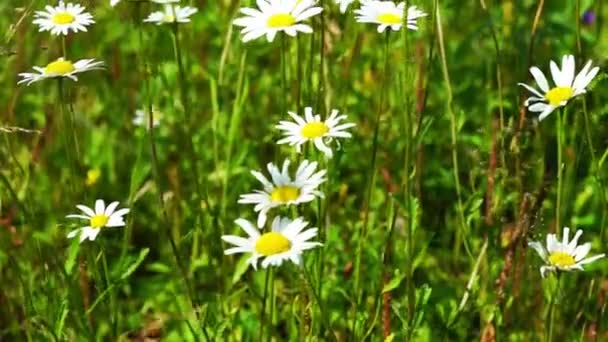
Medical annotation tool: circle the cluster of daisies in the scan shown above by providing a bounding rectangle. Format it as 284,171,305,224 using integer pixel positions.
17,1,199,241
222,107,355,269
520,55,604,276
16,1,605,278
233,0,427,43
18,1,198,86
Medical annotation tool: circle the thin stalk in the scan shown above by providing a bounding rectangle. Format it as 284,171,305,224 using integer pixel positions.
171,22,210,213
137,7,203,335
352,31,390,339
435,4,472,259
401,1,416,330
546,274,562,341
57,79,76,196
259,268,272,342
316,0,326,111
281,34,288,116
100,250,117,338
556,110,565,231
303,262,337,341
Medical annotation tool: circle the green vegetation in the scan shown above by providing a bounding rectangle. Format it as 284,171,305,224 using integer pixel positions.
1,0,607,340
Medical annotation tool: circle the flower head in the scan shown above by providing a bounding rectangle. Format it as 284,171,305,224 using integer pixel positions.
66,199,130,242
276,107,355,158
33,1,94,36
18,58,105,86
222,216,322,269
519,55,600,121
238,159,326,227
528,227,605,278
144,4,198,25
355,2,427,33
233,0,323,43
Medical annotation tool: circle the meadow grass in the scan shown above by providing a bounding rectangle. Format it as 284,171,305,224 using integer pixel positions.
1,0,608,340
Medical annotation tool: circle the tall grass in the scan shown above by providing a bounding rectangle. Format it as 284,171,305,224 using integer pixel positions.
1,0,608,341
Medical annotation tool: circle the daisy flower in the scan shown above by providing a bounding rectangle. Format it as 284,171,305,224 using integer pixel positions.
233,0,323,43
18,58,105,86
355,1,427,32
33,1,94,36
238,159,326,228
276,107,356,158
144,4,198,25
519,55,600,121
66,199,130,242
222,216,322,269
528,227,605,278
133,107,162,128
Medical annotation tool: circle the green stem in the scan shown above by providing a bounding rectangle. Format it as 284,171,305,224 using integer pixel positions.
546,273,562,341
259,268,271,342
171,22,210,214
556,109,565,231
435,4,472,259
57,79,76,196
100,250,117,338
352,31,391,339
136,7,202,334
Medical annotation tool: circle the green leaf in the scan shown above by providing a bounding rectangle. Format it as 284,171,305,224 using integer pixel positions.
64,236,81,275
120,248,150,280
382,271,406,293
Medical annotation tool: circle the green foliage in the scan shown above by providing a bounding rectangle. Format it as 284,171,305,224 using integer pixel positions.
1,0,608,341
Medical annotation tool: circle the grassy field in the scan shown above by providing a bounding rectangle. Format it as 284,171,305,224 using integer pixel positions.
1,0,608,340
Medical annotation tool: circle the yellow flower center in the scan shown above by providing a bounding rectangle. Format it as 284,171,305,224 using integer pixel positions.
548,251,576,267
545,86,574,106
270,186,300,203
377,13,402,25
164,14,176,22
90,214,109,229
267,13,296,28
301,122,329,139
255,232,291,256
52,12,76,25
45,60,75,75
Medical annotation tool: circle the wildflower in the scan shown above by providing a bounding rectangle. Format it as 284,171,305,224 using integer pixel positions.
519,55,600,121
144,4,198,25
355,1,427,32
133,107,162,128
222,216,322,269
18,58,104,86
33,1,94,36
276,107,355,158
238,159,326,227
66,199,130,242
233,0,323,43
86,168,101,187
528,227,605,278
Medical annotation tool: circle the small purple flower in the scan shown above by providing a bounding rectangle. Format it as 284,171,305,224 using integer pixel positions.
582,10,596,26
